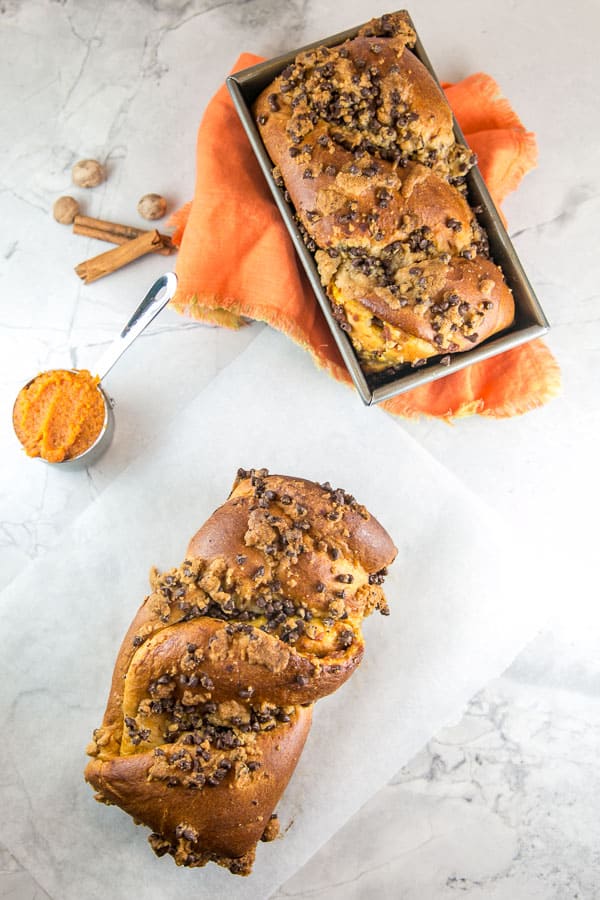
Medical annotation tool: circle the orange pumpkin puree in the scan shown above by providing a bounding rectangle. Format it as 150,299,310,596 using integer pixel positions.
13,369,105,463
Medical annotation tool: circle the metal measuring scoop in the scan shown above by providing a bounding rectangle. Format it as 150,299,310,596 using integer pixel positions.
13,272,178,467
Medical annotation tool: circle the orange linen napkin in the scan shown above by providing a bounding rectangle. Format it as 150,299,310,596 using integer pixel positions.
170,54,560,419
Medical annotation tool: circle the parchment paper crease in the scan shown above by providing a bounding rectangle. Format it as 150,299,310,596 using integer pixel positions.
0,328,546,900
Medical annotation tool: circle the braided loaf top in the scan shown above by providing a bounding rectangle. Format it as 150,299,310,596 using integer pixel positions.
85,470,396,875
255,11,514,372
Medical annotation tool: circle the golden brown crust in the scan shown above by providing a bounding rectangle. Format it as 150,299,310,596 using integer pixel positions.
330,255,515,368
216,472,395,572
86,706,312,870
254,10,514,371
119,617,364,710
85,470,396,875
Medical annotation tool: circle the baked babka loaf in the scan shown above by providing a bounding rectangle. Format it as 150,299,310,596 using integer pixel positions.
85,469,396,875
255,11,514,372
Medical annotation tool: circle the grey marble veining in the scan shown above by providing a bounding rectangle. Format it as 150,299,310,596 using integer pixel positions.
0,326,554,900
276,629,600,899
1,0,599,897
0,847,51,900
3,630,600,899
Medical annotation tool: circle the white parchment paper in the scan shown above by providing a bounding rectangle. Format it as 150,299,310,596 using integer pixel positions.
0,328,547,900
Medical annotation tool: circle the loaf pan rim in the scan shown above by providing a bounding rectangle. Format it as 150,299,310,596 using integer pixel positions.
226,10,549,406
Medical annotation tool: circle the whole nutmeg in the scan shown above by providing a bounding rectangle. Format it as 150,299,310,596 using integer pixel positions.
53,195,80,224
72,158,105,188
137,193,167,221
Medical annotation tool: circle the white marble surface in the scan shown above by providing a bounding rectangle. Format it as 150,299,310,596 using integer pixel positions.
275,628,600,900
0,329,552,900
0,330,551,900
0,0,598,898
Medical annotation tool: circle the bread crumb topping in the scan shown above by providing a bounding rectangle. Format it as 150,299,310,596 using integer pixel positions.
85,467,395,876
256,11,514,372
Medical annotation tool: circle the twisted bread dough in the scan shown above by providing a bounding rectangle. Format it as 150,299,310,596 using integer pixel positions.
85,469,396,875
255,12,514,371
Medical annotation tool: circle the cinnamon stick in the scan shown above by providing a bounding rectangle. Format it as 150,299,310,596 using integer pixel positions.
74,230,169,284
73,215,174,256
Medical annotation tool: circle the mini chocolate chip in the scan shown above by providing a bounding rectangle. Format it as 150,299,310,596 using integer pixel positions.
339,629,354,648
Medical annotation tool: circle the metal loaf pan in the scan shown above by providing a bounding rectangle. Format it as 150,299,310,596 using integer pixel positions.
227,11,549,405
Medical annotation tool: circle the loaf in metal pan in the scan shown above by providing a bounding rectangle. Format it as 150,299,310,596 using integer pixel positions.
254,11,514,372
85,469,396,875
